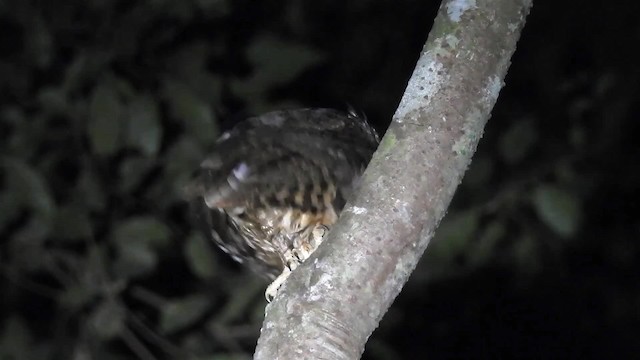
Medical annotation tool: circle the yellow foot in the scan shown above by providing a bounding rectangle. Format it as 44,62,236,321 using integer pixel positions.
311,225,329,247
265,225,330,302
265,266,292,302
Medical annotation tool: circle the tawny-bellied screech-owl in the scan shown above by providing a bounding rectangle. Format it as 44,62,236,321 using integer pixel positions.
188,108,379,300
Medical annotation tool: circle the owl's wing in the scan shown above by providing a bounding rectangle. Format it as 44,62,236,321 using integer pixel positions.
199,108,379,212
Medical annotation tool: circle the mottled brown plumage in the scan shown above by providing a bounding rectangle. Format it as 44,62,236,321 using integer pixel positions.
189,108,378,299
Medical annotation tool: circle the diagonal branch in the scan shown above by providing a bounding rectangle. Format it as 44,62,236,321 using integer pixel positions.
254,0,533,358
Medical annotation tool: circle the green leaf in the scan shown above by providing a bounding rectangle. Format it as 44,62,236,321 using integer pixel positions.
112,216,171,248
118,156,156,193
511,235,541,273
58,246,111,308
212,277,264,325
112,242,158,279
88,301,126,340
2,157,55,223
62,54,113,94
532,184,582,238
27,16,54,69
0,316,34,360
75,168,107,211
245,35,324,85
464,156,494,189
88,81,123,156
162,79,217,145
167,42,223,103
468,220,505,265
498,117,538,165
8,218,51,272
430,210,480,260
168,41,210,72
2,107,33,157
58,283,101,309
111,74,137,101
164,136,204,191
184,233,217,279
231,35,324,112
52,205,93,242
159,295,211,334
111,217,170,278
126,94,163,155
37,86,68,116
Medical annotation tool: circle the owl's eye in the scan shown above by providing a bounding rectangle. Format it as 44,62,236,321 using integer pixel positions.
232,162,251,181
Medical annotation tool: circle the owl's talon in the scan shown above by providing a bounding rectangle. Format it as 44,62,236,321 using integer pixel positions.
282,249,298,269
292,247,310,263
312,225,329,243
265,267,292,302
288,224,330,265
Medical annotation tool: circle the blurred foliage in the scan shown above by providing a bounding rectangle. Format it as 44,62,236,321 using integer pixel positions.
1,0,639,359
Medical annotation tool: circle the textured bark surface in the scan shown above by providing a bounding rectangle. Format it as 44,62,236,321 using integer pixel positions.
254,0,533,358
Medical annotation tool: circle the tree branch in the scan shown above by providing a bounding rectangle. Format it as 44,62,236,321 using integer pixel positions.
254,0,532,358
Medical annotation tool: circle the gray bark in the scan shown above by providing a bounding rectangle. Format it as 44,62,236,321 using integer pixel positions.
254,0,533,358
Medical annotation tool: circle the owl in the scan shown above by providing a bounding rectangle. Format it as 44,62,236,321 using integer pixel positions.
187,108,379,301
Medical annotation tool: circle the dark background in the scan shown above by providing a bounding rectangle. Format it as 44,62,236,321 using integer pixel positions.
1,0,639,359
